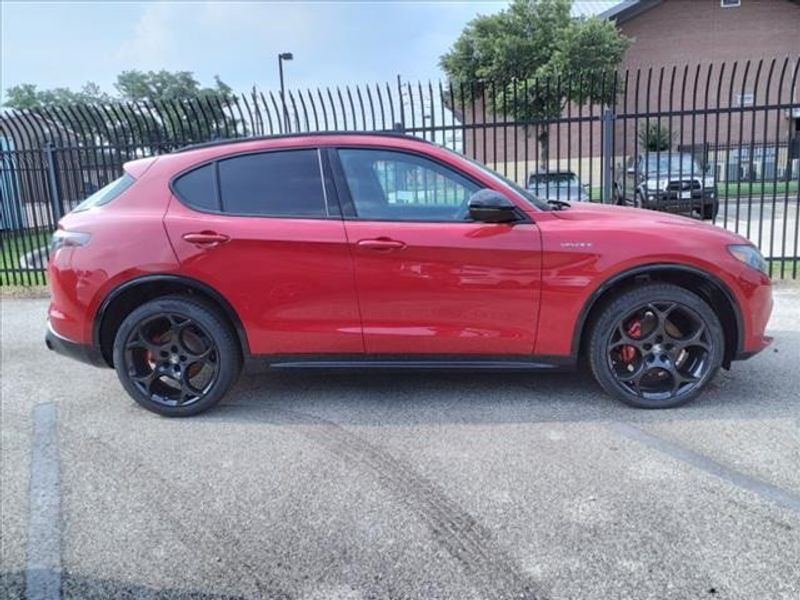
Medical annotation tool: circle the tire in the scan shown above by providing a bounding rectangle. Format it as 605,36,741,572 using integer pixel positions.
112,295,241,416
613,184,624,205
702,200,719,220
633,191,645,209
588,283,724,409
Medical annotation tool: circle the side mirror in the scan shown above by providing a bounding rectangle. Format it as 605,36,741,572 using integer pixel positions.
467,189,518,223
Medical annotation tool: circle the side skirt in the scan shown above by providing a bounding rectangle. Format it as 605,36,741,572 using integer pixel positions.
245,354,576,372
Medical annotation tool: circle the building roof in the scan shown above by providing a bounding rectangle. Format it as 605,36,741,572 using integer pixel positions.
571,1,628,18
598,0,662,24
594,0,799,24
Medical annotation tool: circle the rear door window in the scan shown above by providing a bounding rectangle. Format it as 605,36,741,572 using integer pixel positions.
218,149,327,217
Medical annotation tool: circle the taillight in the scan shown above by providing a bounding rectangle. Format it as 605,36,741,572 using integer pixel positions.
50,230,91,254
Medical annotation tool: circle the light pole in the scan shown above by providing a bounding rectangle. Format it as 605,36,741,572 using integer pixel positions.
278,52,293,132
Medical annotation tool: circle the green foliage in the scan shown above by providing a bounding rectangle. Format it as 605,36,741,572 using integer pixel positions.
638,122,674,151
441,0,573,84
441,0,629,110
4,82,111,109
3,71,236,151
440,0,630,158
114,70,231,102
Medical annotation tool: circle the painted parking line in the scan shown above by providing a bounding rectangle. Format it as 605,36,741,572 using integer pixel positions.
26,402,62,600
609,421,800,517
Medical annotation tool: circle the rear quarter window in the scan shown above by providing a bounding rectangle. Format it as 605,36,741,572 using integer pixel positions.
73,173,135,212
172,164,219,211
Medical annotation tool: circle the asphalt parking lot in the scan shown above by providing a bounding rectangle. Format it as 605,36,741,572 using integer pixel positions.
2,285,799,600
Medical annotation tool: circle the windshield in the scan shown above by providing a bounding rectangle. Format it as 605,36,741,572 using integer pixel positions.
642,154,702,174
529,173,578,186
447,150,551,210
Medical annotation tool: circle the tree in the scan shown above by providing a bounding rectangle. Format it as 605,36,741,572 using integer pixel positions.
3,71,235,151
114,70,232,102
440,0,630,164
4,81,110,109
638,122,674,151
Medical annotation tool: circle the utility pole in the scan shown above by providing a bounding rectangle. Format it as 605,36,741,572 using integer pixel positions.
278,52,293,132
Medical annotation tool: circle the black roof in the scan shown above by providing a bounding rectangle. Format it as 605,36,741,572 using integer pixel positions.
175,130,431,154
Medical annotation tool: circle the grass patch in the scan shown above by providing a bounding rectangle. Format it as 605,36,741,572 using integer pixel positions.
767,257,800,280
1,229,52,287
588,186,604,202
720,180,798,198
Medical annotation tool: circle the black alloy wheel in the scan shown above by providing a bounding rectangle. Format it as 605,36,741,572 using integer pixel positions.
589,283,724,408
113,296,241,416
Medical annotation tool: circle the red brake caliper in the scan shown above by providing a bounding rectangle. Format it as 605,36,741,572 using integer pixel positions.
621,319,641,364
145,332,169,367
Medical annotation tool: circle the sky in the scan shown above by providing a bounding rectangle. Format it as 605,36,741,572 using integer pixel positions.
1,1,618,102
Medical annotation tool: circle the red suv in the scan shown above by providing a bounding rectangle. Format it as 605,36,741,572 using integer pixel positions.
46,133,773,416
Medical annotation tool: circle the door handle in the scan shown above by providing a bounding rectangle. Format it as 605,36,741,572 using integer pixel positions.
182,231,230,247
356,238,407,251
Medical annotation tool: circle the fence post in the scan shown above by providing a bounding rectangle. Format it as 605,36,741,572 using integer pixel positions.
44,143,63,221
601,108,615,204
396,74,406,131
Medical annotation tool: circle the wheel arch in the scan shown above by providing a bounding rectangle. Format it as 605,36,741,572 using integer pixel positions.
573,264,743,369
94,274,250,367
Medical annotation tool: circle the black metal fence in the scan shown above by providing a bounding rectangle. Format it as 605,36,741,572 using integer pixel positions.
2,57,799,286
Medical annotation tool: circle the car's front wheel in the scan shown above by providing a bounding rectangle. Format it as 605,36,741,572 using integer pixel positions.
588,283,724,408
702,200,719,220
113,296,241,416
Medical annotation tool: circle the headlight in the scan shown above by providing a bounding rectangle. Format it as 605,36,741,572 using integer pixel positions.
703,176,715,188
644,178,667,191
728,244,768,274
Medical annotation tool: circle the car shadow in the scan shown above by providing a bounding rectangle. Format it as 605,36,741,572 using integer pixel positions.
199,329,799,429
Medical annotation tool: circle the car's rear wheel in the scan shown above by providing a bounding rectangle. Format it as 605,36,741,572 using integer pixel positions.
588,283,724,408
113,296,241,416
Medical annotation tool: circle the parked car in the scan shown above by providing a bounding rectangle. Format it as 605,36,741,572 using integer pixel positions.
46,133,772,416
614,152,719,220
527,170,589,202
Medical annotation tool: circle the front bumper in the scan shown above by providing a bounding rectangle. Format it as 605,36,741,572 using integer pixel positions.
644,187,716,209
45,321,108,368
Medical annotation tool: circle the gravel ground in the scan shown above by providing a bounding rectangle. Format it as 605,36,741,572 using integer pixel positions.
2,284,799,600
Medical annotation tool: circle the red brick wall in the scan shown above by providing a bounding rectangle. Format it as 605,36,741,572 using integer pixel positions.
620,0,800,68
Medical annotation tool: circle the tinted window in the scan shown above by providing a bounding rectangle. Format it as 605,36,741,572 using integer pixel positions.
73,173,135,212
338,148,479,221
218,150,326,217
173,164,218,211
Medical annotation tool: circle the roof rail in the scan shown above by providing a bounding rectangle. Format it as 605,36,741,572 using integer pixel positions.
175,130,431,154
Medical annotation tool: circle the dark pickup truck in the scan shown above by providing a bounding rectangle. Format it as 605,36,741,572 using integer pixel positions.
614,152,719,220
